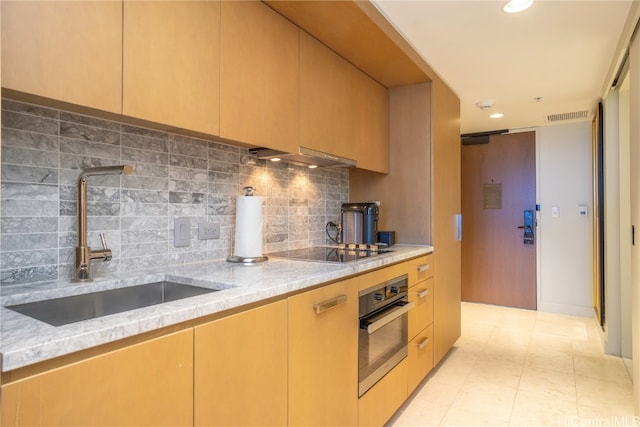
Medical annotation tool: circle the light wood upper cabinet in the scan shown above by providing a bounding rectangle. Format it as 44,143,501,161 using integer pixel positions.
194,300,287,426
300,31,389,173
1,330,193,427
220,1,299,152
288,277,359,426
354,72,390,174
300,31,358,161
1,1,122,113
122,0,220,135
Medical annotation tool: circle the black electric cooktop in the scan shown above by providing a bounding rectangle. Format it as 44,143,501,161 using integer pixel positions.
266,245,391,264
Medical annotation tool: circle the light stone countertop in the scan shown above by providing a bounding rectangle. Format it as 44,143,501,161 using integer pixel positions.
0,245,433,372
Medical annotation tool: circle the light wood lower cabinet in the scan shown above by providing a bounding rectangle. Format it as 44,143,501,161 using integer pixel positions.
409,253,435,285
408,277,434,340
1,1,122,113
194,300,287,426
407,261,435,395
358,358,408,427
0,330,193,427
407,323,434,394
0,257,443,427
288,278,359,426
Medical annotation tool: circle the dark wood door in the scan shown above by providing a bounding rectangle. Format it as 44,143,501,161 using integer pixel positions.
461,131,537,309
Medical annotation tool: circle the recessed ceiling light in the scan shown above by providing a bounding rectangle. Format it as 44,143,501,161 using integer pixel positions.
503,0,533,13
490,113,504,119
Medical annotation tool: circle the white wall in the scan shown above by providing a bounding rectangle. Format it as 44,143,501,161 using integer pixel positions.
537,122,594,316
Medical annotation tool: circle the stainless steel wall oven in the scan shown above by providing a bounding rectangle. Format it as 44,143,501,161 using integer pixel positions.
358,274,413,397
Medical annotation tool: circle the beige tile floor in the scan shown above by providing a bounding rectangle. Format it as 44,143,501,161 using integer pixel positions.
389,302,635,426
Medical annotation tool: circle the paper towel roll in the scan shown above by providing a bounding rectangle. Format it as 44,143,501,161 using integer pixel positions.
234,195,264,258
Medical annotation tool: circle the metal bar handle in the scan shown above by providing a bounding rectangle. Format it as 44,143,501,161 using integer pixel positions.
416,288,430,298
313,294,347,315
417,264,430,273
417,336,430,350
366,301,415,334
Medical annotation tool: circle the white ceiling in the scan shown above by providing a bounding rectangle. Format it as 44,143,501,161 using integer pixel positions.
372,0,636,134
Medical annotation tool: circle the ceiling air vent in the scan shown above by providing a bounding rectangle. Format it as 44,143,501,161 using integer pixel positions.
546,110,589,123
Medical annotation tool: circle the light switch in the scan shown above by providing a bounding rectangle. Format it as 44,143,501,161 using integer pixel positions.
174,217,190,247
551,206,559,218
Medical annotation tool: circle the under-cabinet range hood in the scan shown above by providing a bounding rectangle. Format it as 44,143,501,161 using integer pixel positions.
249,146,357,169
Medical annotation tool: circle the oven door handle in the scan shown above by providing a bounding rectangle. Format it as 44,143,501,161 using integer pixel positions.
361,300,415,334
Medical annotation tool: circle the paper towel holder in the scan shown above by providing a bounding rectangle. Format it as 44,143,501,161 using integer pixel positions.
243,186,255,196
227,186,269,264
227,254,268,264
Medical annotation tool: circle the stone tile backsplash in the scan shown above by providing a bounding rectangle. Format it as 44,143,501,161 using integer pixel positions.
0,99,349,287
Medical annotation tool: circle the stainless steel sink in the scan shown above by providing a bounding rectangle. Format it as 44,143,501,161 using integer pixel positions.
6,281,218,327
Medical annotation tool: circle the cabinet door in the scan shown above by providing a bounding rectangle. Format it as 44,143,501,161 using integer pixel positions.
194,300,287,426
300,31,358,160
355,73,390,174
432,80,462,364
123,0,220,135
220,1,299,152
1,330,193,426
289,278,359,426
1,1,122,113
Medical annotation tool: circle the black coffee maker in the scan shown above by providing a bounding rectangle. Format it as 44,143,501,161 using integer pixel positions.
328,202,379,245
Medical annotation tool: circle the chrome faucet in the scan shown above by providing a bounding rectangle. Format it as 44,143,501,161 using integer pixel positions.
75,165,133,282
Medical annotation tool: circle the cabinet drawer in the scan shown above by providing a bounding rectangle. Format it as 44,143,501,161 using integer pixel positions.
408,277,434,340
358,358,407,427
408,324,434,394
409,254,434,285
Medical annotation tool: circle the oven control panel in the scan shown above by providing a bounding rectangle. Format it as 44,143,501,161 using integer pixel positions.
358,274,408,317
